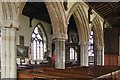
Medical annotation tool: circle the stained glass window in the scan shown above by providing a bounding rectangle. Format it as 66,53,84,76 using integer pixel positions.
88,30,94,65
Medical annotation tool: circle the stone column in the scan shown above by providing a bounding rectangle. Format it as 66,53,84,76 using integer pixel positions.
95,46,103,66
79,42,89,66
80,43,84,66
10,28,17,78
96,48,102,65
1,28,6,78
5,28,10,78
54,38,66,69
101,47,104,66
1,27,17,79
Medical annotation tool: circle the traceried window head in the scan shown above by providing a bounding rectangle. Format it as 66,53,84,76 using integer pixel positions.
31,23,47,60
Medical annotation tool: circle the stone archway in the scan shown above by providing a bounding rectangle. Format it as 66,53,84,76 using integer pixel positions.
67,3,89,66
42,2,67,69
91,17,104,65
22,2,68,69
44,2,67,38
67,3,89,43
0,1,68,79
92,17,103,47
0,2,21,79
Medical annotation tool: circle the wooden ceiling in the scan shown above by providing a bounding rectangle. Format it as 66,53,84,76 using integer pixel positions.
22,2,120,28
22,2,51,23
87,2,120,28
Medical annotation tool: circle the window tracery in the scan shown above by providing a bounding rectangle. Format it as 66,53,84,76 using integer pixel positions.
31,24,47,60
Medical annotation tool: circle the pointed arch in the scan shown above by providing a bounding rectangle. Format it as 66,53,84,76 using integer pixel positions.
45,2,67,36
1,1,67,38
67,2,89,44
31,22,48,44
31,22,48,60
91,17,104,66
91,17,103,48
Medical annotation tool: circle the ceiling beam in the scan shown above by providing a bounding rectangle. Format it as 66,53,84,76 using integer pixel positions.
108,3,116,12
95,4,109,10
104,10,120,18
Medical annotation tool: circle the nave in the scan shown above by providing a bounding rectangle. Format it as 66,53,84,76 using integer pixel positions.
0,1,120,79
18,64,120,80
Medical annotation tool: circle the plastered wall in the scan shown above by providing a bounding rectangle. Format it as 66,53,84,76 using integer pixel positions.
16,15,52,65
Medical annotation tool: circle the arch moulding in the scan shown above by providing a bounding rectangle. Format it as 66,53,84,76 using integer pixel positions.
91,17,104,48
0,1,67,39
67,2,89,44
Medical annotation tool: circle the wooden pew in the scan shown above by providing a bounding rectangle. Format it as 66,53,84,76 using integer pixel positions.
18,66,120,80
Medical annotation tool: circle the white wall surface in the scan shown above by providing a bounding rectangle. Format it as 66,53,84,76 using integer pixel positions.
16,15,52,65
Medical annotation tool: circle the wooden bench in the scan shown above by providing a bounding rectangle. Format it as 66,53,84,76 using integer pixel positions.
18,66,120,80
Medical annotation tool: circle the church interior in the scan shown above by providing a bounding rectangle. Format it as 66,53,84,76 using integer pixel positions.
0,0,120,80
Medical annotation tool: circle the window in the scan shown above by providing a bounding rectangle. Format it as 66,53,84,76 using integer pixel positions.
68,32,78,61
70,47,77,61
88,30,94,65
31,24,47,60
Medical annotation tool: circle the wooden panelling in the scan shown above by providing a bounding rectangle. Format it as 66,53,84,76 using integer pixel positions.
118,56,120,66
104,54,118,66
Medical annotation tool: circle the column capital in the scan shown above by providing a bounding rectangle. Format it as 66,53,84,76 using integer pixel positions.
78,42,89,46
52,33,68,40
1,26,17,31
1,19,19,29
53,38,66,42
96,46,103,51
